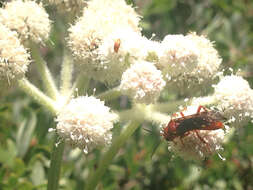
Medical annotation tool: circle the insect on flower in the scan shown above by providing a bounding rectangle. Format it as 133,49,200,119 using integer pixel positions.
114,39,121,53
163,106,226,145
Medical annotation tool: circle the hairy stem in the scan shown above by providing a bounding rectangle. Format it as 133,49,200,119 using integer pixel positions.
18,78,57,115
85,121,140,190
72,74,90,96
152,99,187,113
30,42,59,99
47,141,65,190
60,51,73,96
96,87,121,101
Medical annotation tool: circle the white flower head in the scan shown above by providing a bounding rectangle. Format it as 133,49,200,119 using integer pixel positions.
168,129,225,161
213,75,253,127
0,24,30,81
164,105,227,161
0,0,51,43
186,32,222,80
98,28,147,63
56,96,118,153
68,0,141,62
158,34,199,78
120,61,166,104
94,28,149,84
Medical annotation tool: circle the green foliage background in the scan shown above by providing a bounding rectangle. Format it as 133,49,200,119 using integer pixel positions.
0,0,253,189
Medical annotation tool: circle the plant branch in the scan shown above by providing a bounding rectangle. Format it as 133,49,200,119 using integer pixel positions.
18,78,58,115
30,42,59,99
60,51,73,96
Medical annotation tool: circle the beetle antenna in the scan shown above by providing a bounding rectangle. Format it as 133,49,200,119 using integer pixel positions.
142,127,152,133
150,140,161,159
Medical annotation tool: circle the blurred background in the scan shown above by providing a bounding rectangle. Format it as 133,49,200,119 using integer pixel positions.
0,0,253,189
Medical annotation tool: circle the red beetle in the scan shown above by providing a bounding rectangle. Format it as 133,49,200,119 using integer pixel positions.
163,106,225,144
114,39,121,53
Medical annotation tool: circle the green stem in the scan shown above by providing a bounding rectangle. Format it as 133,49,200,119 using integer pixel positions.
71,74,90,96
85,121,140,190
146,110,171,125
118,104,170,125
18,78,57,115
96,87,121,101
47,140,65,190
152,99,186,113
60,51,73,96
30,42,59,99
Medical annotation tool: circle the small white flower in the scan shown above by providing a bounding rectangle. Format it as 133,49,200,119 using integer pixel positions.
213,75,253,127
120,61,166,104
56,96,118,153
0,0,51,43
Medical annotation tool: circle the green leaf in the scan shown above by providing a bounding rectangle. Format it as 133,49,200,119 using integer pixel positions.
16,109,37,158
30,161,46,186
0,139,17,167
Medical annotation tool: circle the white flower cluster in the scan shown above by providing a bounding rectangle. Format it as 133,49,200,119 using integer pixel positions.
68,0,141,63
0,0,51,43
158,34,199,78
168,129,225,161
0,24,30,81
63,0,252,159
120,61,166,104
55,96,118,153
157,33,222,93
213,75,253,127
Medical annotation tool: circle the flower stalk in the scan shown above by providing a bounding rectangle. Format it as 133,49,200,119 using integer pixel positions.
30,42,59,100
60,51,73,96
85,121,140,190
96,87,121,101
47,140,65,190
18,78,58,114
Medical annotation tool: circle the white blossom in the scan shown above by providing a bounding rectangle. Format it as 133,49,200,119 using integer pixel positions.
0,24,30,81
213,75,253,127
120,61,166,104
0,0,51,43
56,96,118,153
158,34,199,78
68,0,141,62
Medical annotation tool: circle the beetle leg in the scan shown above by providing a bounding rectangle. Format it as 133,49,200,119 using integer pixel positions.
171,113,178,119
179,111,185,117
197,105,208,114
179,131,191,146
194,130,212,154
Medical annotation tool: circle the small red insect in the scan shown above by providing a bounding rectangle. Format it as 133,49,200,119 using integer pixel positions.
114,39,121,53
163,106,225,144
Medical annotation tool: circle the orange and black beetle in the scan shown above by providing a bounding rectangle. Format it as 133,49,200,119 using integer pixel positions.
163,106,226,143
